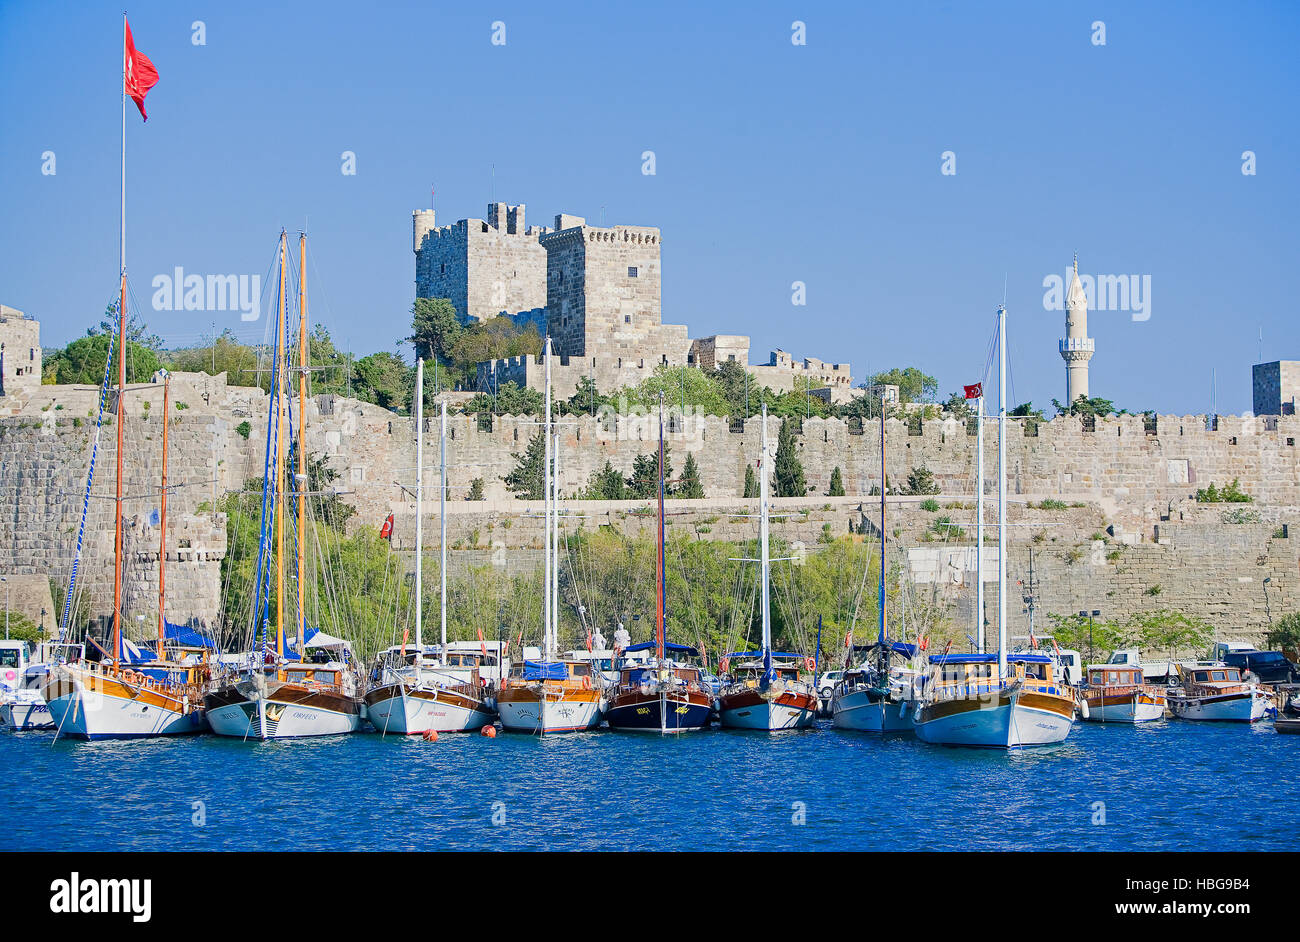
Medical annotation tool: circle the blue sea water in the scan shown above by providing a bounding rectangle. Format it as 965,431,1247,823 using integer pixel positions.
1,719,1294,852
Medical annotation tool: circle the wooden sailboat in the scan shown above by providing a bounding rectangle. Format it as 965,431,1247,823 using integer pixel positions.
363,361,494,733
832,407,918,733
717,404,818,731
605,396,713,732
912,305,1074,747
43,20,208,738
496,338,603,734
203,233,361,739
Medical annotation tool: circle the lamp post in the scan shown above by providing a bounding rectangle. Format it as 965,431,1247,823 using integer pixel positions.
1079,609,1101,663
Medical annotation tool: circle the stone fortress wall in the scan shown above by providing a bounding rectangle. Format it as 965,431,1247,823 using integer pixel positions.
4,359,1299,640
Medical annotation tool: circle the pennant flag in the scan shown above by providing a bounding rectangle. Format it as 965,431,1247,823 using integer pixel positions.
476,626,488,658
963,383,983,399
124,19,160,121
379,513,394,540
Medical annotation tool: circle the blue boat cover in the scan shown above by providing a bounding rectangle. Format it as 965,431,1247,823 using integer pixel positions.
623,641,700,657
523,660,568,680
929,652,1053,664
164,620,219,651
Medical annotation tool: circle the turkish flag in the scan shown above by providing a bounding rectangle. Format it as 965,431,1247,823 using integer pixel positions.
379,513,394,540
124,19,159,121
963,383,983,399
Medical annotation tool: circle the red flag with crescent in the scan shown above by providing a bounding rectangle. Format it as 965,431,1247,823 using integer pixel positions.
963,383,983,399
124,19,159,121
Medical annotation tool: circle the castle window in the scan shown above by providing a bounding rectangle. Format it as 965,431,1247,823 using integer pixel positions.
624,315,632,325
628,267,638,278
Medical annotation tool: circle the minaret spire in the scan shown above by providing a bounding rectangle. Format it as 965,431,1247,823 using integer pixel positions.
1060,255,1094,405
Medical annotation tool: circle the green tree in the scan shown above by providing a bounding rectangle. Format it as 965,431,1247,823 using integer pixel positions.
1264,612,1300,654
1010,401,1045,419
583,461,628,500
1053,395,1116,417
628,448,673,500
0,610,42,644
868,367,938,404
677,452,705,499
563,375,607,416
502,432,547,500
774,418,806,497
44,332,161,385
906,465,940,496
409,297,463,365
462,380,544,416
163,329,265,389
466,478,485,501
712,360,759,418
828,466,845,497
351,351,413,411
743,464,758,498
622,365,731,415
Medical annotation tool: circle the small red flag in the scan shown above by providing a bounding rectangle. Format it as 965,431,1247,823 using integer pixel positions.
123,20,159,121
476,626,488,659
379,513,394,540
963,383,983,400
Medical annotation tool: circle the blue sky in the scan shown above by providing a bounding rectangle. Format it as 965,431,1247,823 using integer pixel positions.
1,0,1296,415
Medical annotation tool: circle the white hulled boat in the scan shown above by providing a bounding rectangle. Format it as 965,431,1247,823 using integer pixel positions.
1081,663,1167,723
1168,664,1270,722
496,339,603,734
912,304,1074,748
364,362,494,734
203,233,360,739
718,405,817,731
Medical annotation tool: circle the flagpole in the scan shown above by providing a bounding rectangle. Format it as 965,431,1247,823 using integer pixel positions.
112,11,127,673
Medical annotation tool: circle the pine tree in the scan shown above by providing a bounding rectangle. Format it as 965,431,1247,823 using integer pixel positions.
584,461,627,500
502,432,546,500
774,418,806,497
629,448,672,500
828,466,845,497
743,464,758,498
677,453,705,499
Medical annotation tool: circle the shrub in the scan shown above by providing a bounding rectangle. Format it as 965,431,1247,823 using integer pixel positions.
236,421,251,439
1037,499,1068,510
919,498,940,512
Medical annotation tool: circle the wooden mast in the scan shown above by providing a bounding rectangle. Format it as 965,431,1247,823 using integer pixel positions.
274,231,287,669
157,374,169,656
112,12,127,675
297,233,308,649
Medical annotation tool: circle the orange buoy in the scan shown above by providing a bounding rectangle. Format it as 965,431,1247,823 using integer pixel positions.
480,724,497,738
421,729,438,742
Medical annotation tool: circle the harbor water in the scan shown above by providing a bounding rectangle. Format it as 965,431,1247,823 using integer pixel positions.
2,719,1293,851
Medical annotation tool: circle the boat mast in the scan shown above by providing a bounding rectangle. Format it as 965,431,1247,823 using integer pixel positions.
759,404,772,666
440,398,448,656
552,428,560,657
296,233,308,652
997,304,1007,678
878,405,886,650
413,359,423,663
156,374,169,655
658,394,667,734
542,338,553,661
274,232,287,666
656,394,666,662
112,12,127,674
975,389,984,653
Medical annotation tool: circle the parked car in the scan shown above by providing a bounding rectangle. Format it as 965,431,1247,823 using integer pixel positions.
816,670,846,699
1213,647,1299,685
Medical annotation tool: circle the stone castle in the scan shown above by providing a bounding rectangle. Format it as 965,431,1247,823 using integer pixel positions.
3,215,1300,644
414,202,854,402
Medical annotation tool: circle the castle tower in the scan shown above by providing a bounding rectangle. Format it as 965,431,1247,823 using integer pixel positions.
1059,255,1094,404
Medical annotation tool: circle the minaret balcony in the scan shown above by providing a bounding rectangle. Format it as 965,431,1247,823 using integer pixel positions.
1059,337,1095,355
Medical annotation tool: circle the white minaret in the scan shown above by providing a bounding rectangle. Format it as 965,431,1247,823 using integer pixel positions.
1059,255,1094,404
